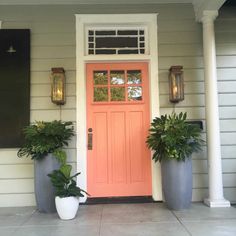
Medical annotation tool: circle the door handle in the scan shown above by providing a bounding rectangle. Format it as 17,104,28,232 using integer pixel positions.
88,128,93,150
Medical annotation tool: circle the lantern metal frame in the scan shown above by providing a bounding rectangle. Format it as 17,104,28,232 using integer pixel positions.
169,65,184,103
51,67,66,105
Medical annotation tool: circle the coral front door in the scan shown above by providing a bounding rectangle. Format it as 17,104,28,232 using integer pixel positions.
86,62,151,197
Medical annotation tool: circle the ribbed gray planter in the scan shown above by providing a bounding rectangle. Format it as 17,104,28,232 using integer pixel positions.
34,154,60,213
161,158,192,210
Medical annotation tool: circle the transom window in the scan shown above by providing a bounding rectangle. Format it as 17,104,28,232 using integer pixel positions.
93,69,143,102
87,28,146,55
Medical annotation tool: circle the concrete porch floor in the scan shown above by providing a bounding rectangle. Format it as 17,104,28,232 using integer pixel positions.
1,203,236,236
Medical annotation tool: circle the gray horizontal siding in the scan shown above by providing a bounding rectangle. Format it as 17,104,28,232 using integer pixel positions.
0,4,77,206
160,5,236,203
216,6,236,204
0,3,235,207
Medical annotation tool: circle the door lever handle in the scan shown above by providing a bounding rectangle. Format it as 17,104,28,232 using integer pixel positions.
88,128,93,150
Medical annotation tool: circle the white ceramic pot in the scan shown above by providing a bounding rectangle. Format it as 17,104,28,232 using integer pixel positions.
55,196,79,220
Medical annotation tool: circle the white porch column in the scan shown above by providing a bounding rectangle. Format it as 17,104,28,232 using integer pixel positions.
201,10,230,207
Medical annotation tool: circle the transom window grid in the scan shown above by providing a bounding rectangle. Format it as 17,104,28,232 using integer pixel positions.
92,69,143,103
87,28,146,55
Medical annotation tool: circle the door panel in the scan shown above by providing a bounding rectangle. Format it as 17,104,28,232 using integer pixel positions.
94,112,108,184
129,111,144,183
87,62,151,197
111,111,126,183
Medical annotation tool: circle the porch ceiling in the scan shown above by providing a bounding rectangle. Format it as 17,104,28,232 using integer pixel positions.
0,0,226,22
0,0,194,5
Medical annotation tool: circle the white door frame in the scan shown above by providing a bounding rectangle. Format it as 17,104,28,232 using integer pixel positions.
75,13,161,202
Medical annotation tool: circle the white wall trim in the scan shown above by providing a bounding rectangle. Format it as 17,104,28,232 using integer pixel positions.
75,13,161,202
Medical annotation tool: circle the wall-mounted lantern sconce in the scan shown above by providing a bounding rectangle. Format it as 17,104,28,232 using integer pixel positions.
169,65,184,103
51,67,66,105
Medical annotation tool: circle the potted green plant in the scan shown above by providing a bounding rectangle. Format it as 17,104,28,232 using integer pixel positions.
146,112,204,210
17,120,74,213
48,162,88,220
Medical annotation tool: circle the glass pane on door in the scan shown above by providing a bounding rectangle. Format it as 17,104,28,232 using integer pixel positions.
94,87,108,102
110,70,125,85
93,71,108,85
128,86,142,101
111,87,125,101
127,70,141,84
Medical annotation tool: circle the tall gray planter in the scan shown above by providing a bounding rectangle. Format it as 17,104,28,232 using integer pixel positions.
34,154,60,213
161,158,192,210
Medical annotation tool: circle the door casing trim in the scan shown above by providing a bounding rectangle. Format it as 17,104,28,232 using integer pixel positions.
75,13,161,202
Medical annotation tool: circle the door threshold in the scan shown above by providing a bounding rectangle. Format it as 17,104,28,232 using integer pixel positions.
82,196,154,205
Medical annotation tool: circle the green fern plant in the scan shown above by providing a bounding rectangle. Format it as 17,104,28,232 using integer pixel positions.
146,112,204,162
17,120,74,160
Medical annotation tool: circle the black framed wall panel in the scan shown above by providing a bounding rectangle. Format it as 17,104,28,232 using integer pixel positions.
0,29,30,148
